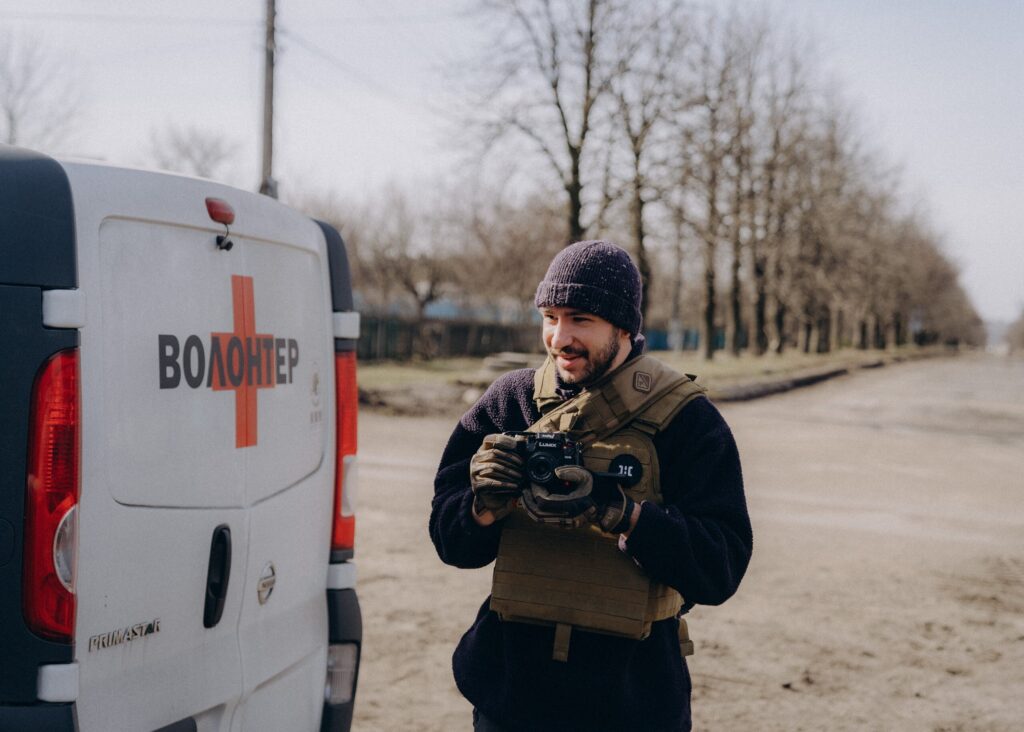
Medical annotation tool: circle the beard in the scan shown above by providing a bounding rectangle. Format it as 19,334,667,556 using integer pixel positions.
551,330,623,387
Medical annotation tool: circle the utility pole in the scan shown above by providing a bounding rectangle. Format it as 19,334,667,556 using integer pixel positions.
259,0,278,198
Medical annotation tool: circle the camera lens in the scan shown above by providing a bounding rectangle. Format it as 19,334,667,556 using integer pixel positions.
527,453,555,483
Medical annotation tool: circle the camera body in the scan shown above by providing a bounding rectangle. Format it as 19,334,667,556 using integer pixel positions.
505,431,582,493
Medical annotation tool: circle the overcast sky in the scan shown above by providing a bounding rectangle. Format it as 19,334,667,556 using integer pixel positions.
4,0,1022,322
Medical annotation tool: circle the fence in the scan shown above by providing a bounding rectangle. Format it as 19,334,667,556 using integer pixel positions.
357,317,541,361
355,316,716,361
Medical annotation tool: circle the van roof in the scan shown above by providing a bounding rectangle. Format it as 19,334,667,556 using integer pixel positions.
0,146,77,288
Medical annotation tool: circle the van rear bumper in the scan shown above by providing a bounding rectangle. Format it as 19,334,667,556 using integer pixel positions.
321,588,361,732
320,700,354,732
0,702,77,731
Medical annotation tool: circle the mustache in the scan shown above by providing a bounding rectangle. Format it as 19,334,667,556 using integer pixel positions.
551,346,588,358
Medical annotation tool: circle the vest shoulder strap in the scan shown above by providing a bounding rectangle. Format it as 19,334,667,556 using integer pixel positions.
533,358,564,415
531,355,704,442
632,378,707,434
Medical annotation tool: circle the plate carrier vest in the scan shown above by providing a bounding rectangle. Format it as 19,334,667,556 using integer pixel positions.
489,354,706,661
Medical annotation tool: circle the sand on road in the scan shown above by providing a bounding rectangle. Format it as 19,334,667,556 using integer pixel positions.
351,353,1024,731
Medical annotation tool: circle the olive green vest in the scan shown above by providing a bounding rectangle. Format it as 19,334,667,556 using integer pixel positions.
489,354,706,661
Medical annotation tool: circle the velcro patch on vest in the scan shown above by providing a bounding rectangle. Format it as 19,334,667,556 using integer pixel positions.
608,454,643,487
633,371,652,393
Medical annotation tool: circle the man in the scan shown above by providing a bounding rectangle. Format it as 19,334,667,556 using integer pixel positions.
429,240,752,731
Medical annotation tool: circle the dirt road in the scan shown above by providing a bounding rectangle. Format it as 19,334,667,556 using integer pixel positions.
352,353,1024,731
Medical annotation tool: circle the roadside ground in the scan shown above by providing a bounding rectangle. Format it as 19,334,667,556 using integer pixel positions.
352,352,1024,731
357,345,952,416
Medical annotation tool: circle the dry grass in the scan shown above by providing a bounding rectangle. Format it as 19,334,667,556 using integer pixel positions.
357,357,483,390
358,346,942,395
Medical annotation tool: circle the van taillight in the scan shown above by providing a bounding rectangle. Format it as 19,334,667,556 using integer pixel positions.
332,351,358,555
24,349,80,642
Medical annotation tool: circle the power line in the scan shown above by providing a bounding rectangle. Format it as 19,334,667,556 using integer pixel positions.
0,7,476,28
367,0,458,70
278,27,410,105
0,10,258,26
280,27,450,119
275,9,478,26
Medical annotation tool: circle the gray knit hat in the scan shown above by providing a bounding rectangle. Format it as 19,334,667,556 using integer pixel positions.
534,240,643,335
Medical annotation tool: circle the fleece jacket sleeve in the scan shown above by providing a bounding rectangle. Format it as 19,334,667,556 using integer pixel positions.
623,396,753,606
429,369,535,569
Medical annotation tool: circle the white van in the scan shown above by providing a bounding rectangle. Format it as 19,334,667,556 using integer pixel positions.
0,146,362,731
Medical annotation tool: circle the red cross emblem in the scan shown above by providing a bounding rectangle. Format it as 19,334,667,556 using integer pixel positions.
210,275,275,448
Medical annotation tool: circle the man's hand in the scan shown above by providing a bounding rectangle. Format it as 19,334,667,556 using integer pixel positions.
593,485,637,535
521,465,596,527
469,433,525,524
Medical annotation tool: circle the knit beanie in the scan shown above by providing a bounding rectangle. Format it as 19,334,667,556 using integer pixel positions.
534,240,643,335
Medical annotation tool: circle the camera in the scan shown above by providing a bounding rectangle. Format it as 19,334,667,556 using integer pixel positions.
505,431,582,493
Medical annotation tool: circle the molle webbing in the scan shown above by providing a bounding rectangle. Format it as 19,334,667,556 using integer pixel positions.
490,355,706,658
530,354,706,440
492,513,658,639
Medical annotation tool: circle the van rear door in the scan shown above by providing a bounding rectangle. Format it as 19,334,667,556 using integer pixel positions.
67,165,260,731
228,218,335,731
60,161,337,731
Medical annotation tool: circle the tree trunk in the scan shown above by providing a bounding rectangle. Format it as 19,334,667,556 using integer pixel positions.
703,242,716,361
830,306,842,353
729,159,744,356
893,310,904,347
773,299,787,355
669,215,685,352
816,309,831,353
729,240,743,356
631,158,651,327
753,255,768,355
703,158,719,361
567,147,585,243
873,315,886,350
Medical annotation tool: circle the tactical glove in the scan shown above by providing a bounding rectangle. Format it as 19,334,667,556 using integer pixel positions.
469,433,525,520
593,485,636,534
521,465,596,528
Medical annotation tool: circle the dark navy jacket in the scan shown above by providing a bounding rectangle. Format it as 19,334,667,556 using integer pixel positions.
429,354,752,731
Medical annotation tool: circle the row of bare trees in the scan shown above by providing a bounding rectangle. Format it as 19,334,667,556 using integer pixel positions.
445,0,984,357
1007,310,1024,354
302,182,564,324
302,0,986,358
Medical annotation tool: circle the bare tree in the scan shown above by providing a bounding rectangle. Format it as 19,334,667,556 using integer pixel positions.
607,2,692,325
456,182,566,321
343,186,448,321
465,0,634,243
681,11,740,360
749,40,809,354
1006,308,1024,354
295,183,463,357
722,16,767,356
289,189,378,301
0,32,80,149
149,126,240,181
898,235,983,348
448,1,984,356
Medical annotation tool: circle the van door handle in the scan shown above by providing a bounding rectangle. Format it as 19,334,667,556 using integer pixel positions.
203,524,232,628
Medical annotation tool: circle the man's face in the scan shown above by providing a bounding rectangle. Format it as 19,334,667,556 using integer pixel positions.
541,306,632,386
